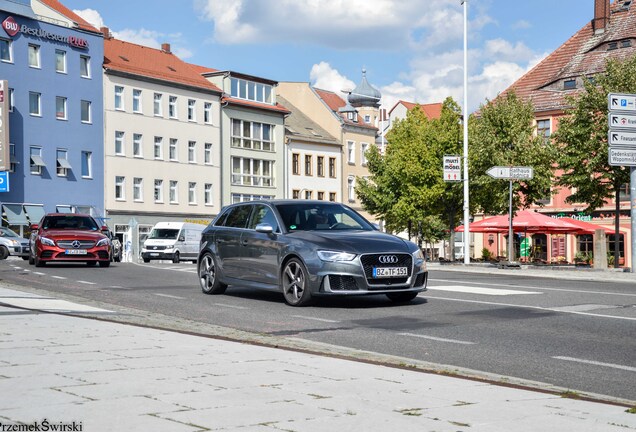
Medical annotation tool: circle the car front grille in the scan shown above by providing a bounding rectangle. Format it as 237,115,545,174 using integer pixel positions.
414,272,427,287
328,275,359,291
360,253,412,281
57,240,96,249
146,245,167,250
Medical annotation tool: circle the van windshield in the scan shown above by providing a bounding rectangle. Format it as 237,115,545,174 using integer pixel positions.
148,228,180,240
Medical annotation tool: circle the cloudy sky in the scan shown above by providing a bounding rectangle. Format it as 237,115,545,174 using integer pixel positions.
64,0,593,112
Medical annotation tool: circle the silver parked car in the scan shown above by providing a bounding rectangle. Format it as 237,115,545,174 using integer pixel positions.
197,200,428,306
0,227,30,260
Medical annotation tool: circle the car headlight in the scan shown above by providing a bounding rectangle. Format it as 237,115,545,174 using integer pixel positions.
8,239,19,246
412,249,427,270
40,236,55,247
96,238,110,247
317,250,356,262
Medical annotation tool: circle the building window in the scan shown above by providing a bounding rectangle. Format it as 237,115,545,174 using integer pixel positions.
28,44,40,68
231,119,274,151
347,176,355,202
154,137,163,159
81,100,91,123
0,38,12,62
133,178,143,201
304,190,312,200
188,99,196,121
305,155,312,176
229,77,273,104
169,96,177,118
132,89,142,113
154,93,162,116
169,138,178,161
8,143,16,173
347,141,355,164
188,141,196,163
329,157,336,178
364,114,371,123
329,192,336,202
80,55,90,78
8,88,14,112
292,153,300,175
188,182,197,204
56,96,67,120
154,179,164,202
292,189,300,199
536,187,551,205
537,119,551,140
133,134,143,157
169,180,178,203
30,147,44,175
204,102,212,123
361,143,369,166
56,149,71,177
114,86,124,110
231,157,274,186
317,191,324,200
564,79,576,90
618,183,631,202
115,176,125,200
204,184,213,205
55,49,66,73
204,143,212,165
29,92,41,116
317,156,324,177
81,151,92,178
577,234,593,255
115,131,125,155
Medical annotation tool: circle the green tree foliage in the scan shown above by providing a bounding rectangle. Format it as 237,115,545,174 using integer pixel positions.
553,56,636,211
469,91,556,214
356,97,464,233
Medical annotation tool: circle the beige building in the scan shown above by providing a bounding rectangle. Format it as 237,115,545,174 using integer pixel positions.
102,32,222,258
277,77,378,221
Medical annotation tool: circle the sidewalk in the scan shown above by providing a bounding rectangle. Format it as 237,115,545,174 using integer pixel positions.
0,287,634,431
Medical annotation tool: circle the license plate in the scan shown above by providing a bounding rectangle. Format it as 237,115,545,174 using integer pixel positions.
373,267,407,278
150,253,160,256
66,249,87,255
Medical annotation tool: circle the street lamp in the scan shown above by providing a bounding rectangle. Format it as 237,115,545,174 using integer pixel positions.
461,0,470,265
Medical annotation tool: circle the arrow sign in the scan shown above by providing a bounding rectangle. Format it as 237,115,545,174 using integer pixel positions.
608,130,636,147
486,166,534,180
608,93,636,113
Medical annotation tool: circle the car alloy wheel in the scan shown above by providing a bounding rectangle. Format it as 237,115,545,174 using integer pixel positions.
199,252,227,294
281,258,312,306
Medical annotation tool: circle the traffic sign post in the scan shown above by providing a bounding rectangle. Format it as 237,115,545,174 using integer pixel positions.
608,93,636,273
443,155,461,182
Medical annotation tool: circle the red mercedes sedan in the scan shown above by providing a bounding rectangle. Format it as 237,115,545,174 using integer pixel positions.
29,213,112,267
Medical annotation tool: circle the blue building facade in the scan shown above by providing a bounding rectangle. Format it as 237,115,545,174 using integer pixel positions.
0,0,104,229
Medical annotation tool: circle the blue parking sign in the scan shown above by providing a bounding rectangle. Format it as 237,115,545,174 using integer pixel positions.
0,171,9,192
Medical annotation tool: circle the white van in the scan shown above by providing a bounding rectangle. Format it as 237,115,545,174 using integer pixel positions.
141,222,204,263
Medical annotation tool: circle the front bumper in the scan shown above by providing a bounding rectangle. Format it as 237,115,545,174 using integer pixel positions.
141,251,175,261
37,246,110,262
11,245,30,258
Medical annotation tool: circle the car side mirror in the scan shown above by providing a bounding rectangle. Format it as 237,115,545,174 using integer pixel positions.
178,236,185,242
30,224,39,232
255,223,274,234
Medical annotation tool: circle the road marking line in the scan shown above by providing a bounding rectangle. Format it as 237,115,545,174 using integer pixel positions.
428,285,541,296
553,356,636,372
33,272,46,276
153,293,185,300
292,315,340,323
398,332,476,345
51,276,67,280
428,296,636,321
76,280,96,285
213,303,248,310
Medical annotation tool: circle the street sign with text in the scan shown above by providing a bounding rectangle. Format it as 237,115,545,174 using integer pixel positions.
486,166,534,180
609,112,636,130
608,130,636,147
443,155,461,182
0,171,9,193
609,148,636,166
608,93,636,113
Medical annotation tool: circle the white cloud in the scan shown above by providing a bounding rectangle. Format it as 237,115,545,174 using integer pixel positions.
309,62,355,95
72,8,104,29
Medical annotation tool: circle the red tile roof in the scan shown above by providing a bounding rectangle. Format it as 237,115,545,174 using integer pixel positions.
104,38,222,93
500,1,636,113
39,0,100,33
389,100,443,119
223,96,291,115
314,88,377,130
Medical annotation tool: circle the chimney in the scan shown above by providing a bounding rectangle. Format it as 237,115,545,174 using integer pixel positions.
100,26,111,39
592,0,610,34
161,43,171,54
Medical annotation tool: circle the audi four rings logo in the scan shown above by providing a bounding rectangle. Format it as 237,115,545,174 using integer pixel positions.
378,255,398,264
71,240,81,248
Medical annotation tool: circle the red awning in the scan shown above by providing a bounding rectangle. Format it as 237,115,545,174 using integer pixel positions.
456,211,586,234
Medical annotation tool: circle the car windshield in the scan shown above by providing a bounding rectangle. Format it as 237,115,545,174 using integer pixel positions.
42,215,99,231
148,228,179,240
275,203,373,232
0,227,20,238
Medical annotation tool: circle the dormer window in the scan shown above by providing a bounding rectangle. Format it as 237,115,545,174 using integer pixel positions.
608,42,618,51
622,39,632,48
230,77,273,104
564,79,576,90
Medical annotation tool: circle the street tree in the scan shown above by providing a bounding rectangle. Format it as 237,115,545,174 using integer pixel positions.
553,55,636,266
469,91,556,215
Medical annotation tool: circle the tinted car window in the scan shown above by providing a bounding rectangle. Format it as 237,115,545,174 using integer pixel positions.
275,203,373,231
223,205,252,229
248,204,279,232
214,208,230,227
42,215,99,231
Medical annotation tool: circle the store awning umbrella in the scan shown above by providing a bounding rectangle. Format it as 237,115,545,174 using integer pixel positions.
456,211,584,234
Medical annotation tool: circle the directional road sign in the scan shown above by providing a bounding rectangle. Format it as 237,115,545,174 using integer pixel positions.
609,112,636,130
486,166,534,180
608,93,636,113
608,130,636,147
443,155,461,182
0,171,9,192
609,148,636,167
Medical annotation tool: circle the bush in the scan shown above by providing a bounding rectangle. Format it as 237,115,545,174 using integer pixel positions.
482,248,493,261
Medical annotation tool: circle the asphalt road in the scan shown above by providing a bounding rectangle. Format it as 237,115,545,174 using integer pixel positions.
1,258,634,402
